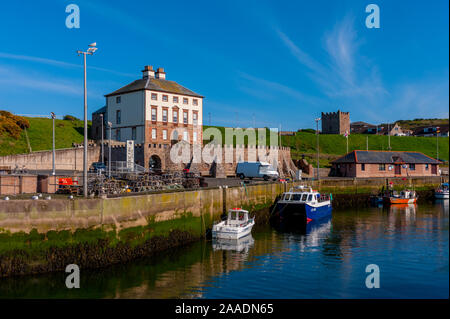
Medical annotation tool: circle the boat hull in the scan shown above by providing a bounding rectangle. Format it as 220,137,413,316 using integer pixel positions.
212,222,254,240
271,202,332,222
387,197,417,205
435,192,449,200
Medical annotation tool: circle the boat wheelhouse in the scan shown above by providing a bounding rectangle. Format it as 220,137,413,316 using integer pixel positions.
212,208,255,240
435,183,449,200
271,185,332,223
383,189,418,205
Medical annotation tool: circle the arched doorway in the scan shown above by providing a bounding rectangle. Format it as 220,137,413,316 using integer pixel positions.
149,155,162,172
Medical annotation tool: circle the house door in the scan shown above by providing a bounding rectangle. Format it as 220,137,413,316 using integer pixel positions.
431,164,437,174
395,164,401,175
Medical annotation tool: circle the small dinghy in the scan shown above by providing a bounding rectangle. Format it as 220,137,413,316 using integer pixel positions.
212,208,255,240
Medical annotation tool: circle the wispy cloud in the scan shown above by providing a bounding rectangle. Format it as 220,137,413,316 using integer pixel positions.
0,65,104,99
0,52,135,78
274,16,387,106
237,71,324,107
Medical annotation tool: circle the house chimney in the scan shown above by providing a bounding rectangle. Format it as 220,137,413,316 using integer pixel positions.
142,65,155,79
155,67,166,80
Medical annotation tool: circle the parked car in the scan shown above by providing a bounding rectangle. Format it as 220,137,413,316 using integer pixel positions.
236,161,279,181
90,162,106,173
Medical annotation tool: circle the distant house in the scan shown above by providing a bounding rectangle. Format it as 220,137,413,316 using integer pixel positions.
331,150,440,178
378,123,405,136
350,121,377,134
280,131,295,136
350,122,407,136
413,124,449,137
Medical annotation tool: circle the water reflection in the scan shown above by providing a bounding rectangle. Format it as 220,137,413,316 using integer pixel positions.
0,203,447,299
212,234,254,253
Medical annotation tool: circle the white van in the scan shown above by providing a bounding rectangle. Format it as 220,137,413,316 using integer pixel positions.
236,161,279,181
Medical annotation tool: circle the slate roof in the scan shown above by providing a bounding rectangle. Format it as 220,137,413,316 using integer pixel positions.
92,106,106,114
105,78,203,98
332,151,440,164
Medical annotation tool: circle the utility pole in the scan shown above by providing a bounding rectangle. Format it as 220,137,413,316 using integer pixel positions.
436,126,440,160
388,123,391,150
51,112,56,176
108,122,112,178
366,135,368,151
100,113,104,164
315,118,321,181
77,42,98,197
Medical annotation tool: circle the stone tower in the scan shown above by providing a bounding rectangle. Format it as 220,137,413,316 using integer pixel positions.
321,110,350,135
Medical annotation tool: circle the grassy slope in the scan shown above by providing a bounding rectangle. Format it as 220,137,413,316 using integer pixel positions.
395,118,449,130
283,131,449,167
0,117,90,156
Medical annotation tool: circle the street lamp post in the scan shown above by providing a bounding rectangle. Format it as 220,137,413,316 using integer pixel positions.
315,118,321,181
108,121,112,178
77,42,98,197
100,113,104,164
51,112,56,176
436,126,440,161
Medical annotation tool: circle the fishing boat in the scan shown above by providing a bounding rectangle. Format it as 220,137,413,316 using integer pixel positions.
435,183,449,200
271,185,332,223
383,189,418,205
212,208,255,239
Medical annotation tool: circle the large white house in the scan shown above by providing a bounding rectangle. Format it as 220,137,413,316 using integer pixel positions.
92,66,203,147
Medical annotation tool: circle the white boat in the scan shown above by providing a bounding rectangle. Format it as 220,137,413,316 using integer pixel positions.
212,208,255,239
435,183,449,200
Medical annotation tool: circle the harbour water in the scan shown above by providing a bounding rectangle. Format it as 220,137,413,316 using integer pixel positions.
0,201,448,299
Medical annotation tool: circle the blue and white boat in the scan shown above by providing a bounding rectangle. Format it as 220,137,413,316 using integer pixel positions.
435,183,449,200
271,185,332,222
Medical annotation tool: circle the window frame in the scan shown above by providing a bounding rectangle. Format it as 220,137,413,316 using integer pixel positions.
151,93,158,101
183,110,188,124
116,110,121,124
151,128,157,140
116,96,121,104
183,97,188,105
151,107,157,122
162,95,168,102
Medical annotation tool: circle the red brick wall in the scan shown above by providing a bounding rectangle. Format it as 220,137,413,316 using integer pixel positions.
333,162,440,178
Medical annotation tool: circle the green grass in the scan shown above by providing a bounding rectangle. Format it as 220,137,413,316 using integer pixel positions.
395,118,449,130
202,125,449,167
0,117,91,156
282,131,449,167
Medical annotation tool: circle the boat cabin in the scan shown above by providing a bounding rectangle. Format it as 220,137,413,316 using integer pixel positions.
226,208,250,226
280,186,330,204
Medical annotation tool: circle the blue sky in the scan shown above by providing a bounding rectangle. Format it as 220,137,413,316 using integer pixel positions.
0,0,448,130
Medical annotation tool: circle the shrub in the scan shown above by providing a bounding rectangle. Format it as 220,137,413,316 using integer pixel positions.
0,111,30,139
63,115,79,121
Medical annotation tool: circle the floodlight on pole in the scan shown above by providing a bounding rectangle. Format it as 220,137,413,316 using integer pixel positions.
77,42,98,197
108,121,112,178
51,112,56,176
315,118,321,181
